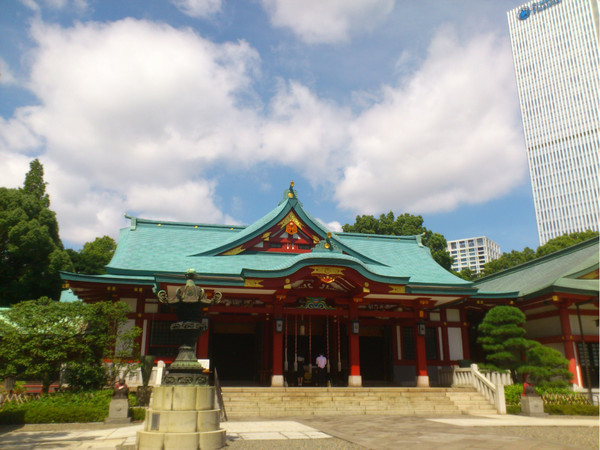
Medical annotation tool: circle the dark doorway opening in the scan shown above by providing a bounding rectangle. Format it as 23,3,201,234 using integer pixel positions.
210,322,260,385
360,326,393,384
466,309,486,363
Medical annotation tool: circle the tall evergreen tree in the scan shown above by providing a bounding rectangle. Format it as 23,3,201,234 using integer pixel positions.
22,158,50,207
0,160,72,305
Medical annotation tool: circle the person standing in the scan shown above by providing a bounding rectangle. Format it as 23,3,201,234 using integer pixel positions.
296,356,305,386
316,353,327,387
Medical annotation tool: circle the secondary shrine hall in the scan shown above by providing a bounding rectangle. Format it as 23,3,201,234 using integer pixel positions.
62,183,599,389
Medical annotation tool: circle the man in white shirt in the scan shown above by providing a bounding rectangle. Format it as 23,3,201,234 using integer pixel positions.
316,353,327,387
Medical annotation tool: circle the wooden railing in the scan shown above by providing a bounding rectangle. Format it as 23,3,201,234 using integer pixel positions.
446,364,509,414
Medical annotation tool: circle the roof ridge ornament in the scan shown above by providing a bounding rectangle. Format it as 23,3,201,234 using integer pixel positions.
312,231,342,253
281,181,301,204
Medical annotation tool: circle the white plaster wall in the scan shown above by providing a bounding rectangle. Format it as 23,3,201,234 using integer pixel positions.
446,309,460,322
448,327,463,361
116,319,136,354
545,342,565,357
569,314,599,335
430,312,440,321
144,303,158,313
524,316,561,339
121,297,137,312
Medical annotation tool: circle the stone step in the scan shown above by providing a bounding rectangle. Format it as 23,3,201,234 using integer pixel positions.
220,387,498,417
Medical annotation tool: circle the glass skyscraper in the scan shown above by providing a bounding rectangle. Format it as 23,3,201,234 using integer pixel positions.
507,0,599,244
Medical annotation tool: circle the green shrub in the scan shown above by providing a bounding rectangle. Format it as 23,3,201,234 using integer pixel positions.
128,392,137,407
506,405,521,415
130,407,146,421
0,390,113,424
545,404,599,416
504,384,592,408
504,384,523,406
66,362,108,391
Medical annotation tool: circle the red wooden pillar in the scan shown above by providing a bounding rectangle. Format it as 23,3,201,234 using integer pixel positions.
460,308,471,361
196,328,209,359
559,304,578,386
271,299,284,386
348,301,362,387
135,294,145,354
415,313,429,387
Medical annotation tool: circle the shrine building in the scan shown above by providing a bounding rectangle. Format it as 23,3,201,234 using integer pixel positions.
61,183,599,389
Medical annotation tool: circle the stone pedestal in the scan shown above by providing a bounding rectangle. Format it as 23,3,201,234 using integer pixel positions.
136,386,225,450
521,395,546,416
105,398,131,424
348,375,362,387
271,375,284,387
416,375,430,387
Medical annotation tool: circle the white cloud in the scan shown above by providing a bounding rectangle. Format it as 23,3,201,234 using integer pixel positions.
259,80,351,183
5,18,260,244
316,219,342,232
0,58,18,85
171,0,222,18
334,28,526,215
0,152,32,189
1,18,525,246
261,0,395,44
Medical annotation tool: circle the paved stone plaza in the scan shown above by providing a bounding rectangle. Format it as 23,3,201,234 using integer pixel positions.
0,414,597,449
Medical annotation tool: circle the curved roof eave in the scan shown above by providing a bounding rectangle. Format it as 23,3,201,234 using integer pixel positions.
241,253,408,283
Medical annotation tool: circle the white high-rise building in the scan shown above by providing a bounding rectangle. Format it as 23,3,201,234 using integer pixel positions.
507,0,599,245
447,237,501,274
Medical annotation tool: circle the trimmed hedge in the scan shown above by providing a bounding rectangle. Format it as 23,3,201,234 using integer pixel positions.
506,405,521,415
545,404,599,416
0,390,142,424
505,384,594,407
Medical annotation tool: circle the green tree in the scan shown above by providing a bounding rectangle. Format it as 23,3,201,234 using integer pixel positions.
481,231,599,277
0,160,73,306
67,236,117,275
343,212,453,270
535,231,599,258
22,158,49,208
478,306,572,386
480,247,536,277
456,267,477,281
477,306,530,381
66,300,141,390
520,342,572,387
0,298,140,393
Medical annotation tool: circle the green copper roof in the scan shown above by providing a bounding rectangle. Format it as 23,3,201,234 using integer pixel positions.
64,185,472,290
59,288,81,303
474,238,599,299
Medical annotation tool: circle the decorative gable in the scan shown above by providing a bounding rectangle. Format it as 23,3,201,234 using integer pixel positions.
221,209,322,255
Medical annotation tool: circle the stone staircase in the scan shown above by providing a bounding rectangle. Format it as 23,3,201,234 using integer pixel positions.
221,387,498,418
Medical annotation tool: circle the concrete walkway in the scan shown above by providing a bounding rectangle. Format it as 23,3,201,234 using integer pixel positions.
0,415,597,449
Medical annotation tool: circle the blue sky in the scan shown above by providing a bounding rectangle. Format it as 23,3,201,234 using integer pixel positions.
0,0,538,254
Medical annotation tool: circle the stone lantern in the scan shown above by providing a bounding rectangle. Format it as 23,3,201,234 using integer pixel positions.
155,268,222,385
137,269,225,449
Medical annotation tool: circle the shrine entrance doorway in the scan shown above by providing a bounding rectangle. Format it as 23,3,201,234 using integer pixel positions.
210,322,261,385
360,325,394,385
